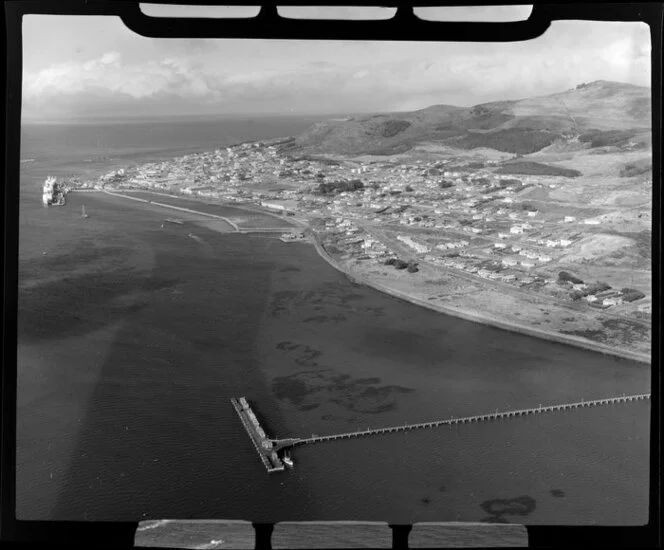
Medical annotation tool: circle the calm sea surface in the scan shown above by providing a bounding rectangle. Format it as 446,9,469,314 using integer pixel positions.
17,118,651,525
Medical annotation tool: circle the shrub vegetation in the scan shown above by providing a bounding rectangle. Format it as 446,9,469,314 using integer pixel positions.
496,161,581,178
317,179,364,195
455,129,559,155
558,271,584,284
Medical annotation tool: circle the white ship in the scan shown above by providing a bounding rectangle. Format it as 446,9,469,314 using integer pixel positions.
42,176,67,207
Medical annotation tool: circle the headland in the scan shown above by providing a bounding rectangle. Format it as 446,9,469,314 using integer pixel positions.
61,81,651,363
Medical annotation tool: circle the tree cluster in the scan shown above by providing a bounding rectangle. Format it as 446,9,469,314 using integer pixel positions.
558,271,584,285
317,179,364,195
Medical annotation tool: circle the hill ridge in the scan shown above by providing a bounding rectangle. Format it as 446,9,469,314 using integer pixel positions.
287,80,651,157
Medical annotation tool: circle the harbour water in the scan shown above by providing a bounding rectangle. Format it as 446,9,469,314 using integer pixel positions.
16,118,650,525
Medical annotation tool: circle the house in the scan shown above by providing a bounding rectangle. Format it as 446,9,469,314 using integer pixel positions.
494,243,507,249
510,226,524,234
603,297,623,306
527,210,539,217
563,216,576,223
520,260,535,269
596,290,621,300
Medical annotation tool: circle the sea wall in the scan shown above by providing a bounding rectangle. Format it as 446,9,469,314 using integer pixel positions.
102,190,240,231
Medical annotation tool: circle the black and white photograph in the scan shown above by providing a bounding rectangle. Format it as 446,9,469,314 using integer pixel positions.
11,3,654,547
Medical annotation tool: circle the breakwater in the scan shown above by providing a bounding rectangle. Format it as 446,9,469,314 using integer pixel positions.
102,190,240,231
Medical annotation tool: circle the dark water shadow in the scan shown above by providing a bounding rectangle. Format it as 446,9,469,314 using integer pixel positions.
24,220,317,522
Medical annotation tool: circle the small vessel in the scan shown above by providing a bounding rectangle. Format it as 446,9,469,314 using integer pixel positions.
282,451,294,468
81,205,89,218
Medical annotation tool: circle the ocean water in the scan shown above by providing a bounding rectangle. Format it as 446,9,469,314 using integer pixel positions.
16,117,651,526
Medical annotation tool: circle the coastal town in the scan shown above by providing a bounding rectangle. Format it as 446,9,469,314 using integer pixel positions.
65,132,651,359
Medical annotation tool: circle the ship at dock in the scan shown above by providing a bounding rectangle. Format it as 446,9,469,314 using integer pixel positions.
42,176,70,207
42,175,96,207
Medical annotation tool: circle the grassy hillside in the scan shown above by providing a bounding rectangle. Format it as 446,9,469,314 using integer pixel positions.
288,80,651,157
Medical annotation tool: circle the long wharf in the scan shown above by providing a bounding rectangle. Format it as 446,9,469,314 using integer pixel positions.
233,393,650,472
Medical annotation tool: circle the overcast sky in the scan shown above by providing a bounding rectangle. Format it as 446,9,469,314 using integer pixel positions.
21,7,651,120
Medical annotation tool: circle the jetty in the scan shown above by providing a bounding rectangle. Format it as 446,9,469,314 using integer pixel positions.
230,397,285,473
233,393,650,471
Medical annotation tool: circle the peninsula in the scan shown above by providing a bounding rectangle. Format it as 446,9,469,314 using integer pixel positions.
72,80,652,362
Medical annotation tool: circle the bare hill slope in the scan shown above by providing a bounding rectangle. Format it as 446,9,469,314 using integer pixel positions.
287,81,651,156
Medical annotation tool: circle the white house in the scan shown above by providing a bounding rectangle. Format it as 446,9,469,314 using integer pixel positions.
397,235,430,254
510,226,524,234
603,297,623,306
563,216,576,223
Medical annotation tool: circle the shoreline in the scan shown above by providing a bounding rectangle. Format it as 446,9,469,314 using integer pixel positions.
95,187,650,365
308,234,651,365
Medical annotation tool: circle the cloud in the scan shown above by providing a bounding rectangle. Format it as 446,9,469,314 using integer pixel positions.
22,21,652,119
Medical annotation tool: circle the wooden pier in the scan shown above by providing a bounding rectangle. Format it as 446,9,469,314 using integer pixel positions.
269,393,650,453
230,398,284,473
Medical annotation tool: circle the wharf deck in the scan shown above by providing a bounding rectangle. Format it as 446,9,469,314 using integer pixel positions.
230,398,284,473
270,393,650,452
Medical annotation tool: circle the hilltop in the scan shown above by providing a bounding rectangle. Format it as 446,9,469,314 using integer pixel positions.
286,81,651,156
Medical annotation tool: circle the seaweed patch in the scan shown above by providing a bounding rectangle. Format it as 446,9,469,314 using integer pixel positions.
479,495,536,523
